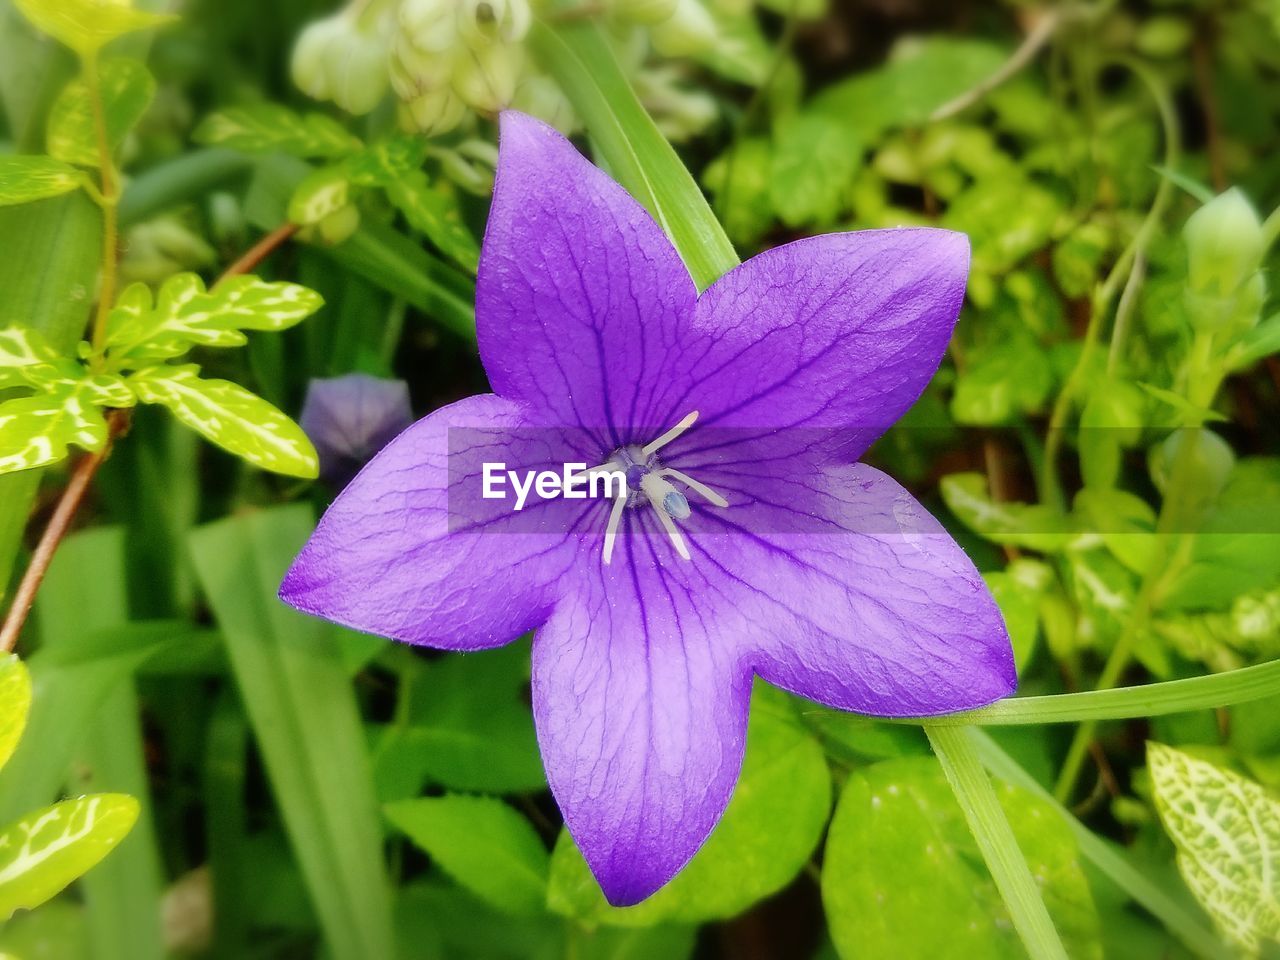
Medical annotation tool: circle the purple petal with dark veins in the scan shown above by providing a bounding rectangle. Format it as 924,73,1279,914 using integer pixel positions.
678,462,1015,715
477,112,700,444
280,395,587,649
532,537,753,906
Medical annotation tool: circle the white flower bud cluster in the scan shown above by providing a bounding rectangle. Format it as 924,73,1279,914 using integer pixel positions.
290,0,722,140
391,0,535,134
292,2,396,115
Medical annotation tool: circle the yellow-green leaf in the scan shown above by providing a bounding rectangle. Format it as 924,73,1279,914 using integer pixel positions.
130,366,318,478
0,794,139,920
0,383,110,475
17,361,135,407
47,58,155,168
106,273,324,362
12,0,174,55
1149,742,1280,952
193,104,360,158
0,327,59,389
0,156,84,207
0,656,31,772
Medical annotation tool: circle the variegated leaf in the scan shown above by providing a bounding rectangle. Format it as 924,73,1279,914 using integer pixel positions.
0,383,110,475
340,139,479,273
1149,742,1280,952
0,794,140,920
48,58,155,168
130,366,318,478
0,156,83,207
193,104,360,158
0,655,31,772
0,327,59,388
12,0,174,55
106,274,324,361
16,357,136,408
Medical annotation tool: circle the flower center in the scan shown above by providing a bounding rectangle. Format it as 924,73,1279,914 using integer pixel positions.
570,411,728,565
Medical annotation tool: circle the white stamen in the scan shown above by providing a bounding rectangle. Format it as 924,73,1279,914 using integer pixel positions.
641,410,699,457
651,496,691,560
601,490,628,565
659,468,728,508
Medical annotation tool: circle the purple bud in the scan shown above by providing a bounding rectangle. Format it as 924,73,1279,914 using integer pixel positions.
300,374,413,485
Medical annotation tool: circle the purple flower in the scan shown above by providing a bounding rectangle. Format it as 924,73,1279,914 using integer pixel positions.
299,374,413,485
280,111,1014,905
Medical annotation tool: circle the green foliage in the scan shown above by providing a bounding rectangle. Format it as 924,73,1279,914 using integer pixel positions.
822,756,1099,960
0,657,31,775
194,104,362,159
0,795,140,921
12,0,174,55
386,795,550,916
547,687,831,926
1149,743,1280,952
0,156,84,206
130,365,317,479
47,58,155,169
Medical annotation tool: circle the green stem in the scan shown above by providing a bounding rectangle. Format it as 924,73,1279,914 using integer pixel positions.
880,655,1280,726
83,52,120,366
926,725,1069,960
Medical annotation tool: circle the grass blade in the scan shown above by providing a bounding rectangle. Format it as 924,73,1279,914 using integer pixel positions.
188,506,396,960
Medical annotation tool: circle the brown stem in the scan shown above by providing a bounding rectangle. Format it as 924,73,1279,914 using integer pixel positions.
0,410,130,652
0,222,300,653
217,222,301,285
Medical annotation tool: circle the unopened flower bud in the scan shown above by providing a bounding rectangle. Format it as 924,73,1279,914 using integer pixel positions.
1149,428,1234,502
458,0,531,46
399,86,467,136
453,42,520,112
399,0,459,52
317,203,361,245
1184,188,1264,298
650,0,716,56
300,374,413,486
292,13,346,101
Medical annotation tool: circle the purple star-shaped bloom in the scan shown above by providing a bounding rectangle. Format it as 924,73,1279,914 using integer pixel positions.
280,111,1015,906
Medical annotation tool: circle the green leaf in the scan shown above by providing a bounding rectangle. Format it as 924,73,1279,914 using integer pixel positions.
822,754,1096,960
952,339,1053,425
106,273,324,361
375,642,544,797
383,177,479,274
769,112,861,228
528,18,738,290
34,527,165,960
0,381,109,475
812,38,1008,138
385,795,549,916
1228,313,1280,372
0,326,59,389
193,104,361,159
0,156,83,206
12,0,174,54
0,656,31,772
47,58,154,168
1149,743,1280,952
0,794,139,921
940,472,1074,552
16,359,135,407
129,365,318,478
702,137,775,248
188,507,397,960
547,685,831,925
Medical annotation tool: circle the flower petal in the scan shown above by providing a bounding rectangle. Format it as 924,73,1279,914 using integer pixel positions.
659,229,969,466
533,550,752,905
685,463,1015,716
477,111,699,444
280,394,584,649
